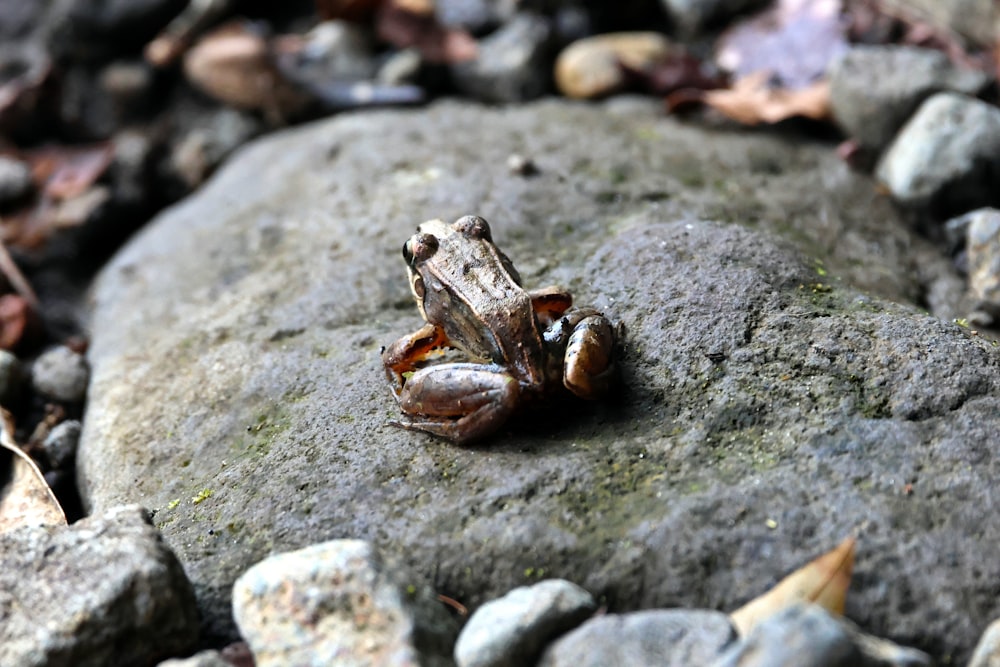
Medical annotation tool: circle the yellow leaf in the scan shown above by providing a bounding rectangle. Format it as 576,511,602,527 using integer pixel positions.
730,535,855,636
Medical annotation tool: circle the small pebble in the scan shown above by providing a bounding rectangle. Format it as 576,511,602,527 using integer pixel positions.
829,45,989,152
506,153,539,176
0,156,33,205
32,345,90,403
876,93,1000,215
455,579,596,667
451,13,553,104
555,32,673,100
43,419,82,469
233,539,455,667
966,208,1000,320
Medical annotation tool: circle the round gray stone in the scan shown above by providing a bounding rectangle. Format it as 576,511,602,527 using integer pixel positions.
0,155,33,204
232,539,455,667
829,45,989,151
32,345,89,403
455,579,596,667
876,92,1000,215
538,609,737,667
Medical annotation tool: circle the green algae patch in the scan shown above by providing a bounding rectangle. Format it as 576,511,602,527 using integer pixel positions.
229,405,293,462
191,488,214,505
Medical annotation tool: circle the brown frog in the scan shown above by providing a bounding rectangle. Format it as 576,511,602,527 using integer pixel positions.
383,215,616,444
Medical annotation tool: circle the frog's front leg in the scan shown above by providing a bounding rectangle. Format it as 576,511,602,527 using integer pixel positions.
382,323,451,396
545,308,616,399
392,363,520,444
528,286,573,327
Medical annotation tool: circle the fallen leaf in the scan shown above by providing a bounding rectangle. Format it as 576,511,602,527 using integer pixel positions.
0,143,115,250
28,143,115,200
716,0,848,89
0,294,36,350
730,535,855,636
621,50,728,96
0,408,66,532
376,0,478,64
667,71,831,124
0,238,38,308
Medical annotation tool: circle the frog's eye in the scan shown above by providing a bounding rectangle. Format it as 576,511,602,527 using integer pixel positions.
453,215,492,241
403,233,438,266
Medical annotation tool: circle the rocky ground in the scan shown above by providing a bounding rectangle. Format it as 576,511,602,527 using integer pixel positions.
2,1,1000,666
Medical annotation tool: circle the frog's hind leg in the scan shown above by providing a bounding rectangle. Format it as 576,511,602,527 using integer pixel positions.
392,363,519,445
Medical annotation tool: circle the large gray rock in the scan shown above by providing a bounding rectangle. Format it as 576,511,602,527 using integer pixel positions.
79,100,1000,661
828,45,989,151
0,505,199,667
877,92,1000,216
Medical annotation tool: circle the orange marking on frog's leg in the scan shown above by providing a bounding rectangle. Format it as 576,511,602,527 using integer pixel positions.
528,286,573,327
382,323,451,395
392,363,519,444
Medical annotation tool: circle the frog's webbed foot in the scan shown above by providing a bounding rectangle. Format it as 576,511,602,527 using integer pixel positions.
546,308,616,399
391,363,520,445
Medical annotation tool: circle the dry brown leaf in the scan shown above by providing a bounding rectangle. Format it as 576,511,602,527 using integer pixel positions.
0,294,37,350
730,535,855,636
668,71,831,124
0,143,115,251
29,143,115,200
0,408,65,532
376,0,477,64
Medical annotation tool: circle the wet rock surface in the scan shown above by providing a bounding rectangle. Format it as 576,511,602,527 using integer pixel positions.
77,99,1000,661
0,505,199,667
